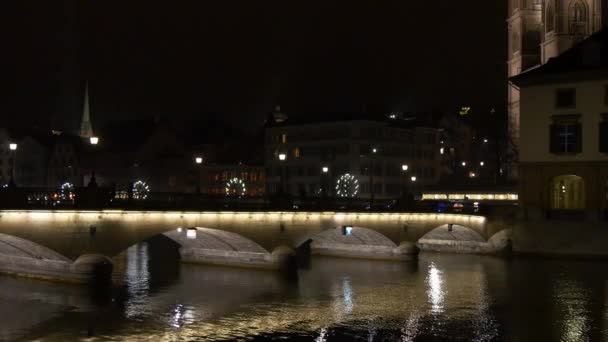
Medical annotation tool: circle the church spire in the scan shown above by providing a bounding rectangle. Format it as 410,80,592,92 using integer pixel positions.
79,82,94,138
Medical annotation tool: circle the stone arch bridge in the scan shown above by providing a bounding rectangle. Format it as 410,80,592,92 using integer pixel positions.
0,210,490,282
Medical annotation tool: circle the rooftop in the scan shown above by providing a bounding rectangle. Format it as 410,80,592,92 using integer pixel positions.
511,27,608,87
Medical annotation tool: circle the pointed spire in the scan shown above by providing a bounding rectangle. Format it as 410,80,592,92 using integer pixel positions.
80,82,94,138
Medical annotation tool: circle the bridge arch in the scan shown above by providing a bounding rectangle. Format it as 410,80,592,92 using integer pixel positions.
299,226,415,261
419,224,486,243
160,227,282,270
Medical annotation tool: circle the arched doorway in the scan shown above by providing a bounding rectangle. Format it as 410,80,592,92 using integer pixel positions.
549,175,586,210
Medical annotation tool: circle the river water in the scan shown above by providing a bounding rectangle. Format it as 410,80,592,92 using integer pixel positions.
1,238,608,341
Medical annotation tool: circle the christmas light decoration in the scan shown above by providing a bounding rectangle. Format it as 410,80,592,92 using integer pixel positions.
225,177,247,197
133,180,150,200
335,173,359,198
60,182,75,201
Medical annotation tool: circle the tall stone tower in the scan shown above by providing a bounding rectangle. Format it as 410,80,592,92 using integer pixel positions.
507,0,606,178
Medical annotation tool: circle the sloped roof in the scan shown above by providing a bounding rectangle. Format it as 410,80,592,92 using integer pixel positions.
511,27,608,87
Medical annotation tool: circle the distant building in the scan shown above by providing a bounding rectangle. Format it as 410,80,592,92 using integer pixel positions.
194,164,265,197
264,113,441,200
511,27,608,219
507,0,608,178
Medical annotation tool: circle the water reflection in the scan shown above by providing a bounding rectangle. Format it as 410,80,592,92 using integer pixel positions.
2,242,608,341
426,262,444,314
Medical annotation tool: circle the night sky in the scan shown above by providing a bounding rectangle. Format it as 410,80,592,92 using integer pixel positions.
4,1,507,133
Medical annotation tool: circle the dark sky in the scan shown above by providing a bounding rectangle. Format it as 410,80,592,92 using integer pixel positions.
4,1,507,133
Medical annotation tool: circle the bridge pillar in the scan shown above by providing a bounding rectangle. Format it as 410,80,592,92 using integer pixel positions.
71,254,113,284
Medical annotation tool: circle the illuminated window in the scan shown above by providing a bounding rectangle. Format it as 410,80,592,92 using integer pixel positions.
281,134,288,144
292,147,301,158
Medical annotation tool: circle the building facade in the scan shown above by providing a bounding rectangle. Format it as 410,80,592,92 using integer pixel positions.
265,114,441,200
507,0,607,177
511,28,608,219
194,164,265,197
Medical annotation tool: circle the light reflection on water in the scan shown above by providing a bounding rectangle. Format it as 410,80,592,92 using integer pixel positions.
1,241,608,341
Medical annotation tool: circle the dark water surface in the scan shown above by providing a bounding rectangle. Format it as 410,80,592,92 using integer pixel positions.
1,239,608,341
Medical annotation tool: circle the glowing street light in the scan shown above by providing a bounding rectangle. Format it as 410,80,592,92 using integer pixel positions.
461,161,467,167
89,136,99,145
483,138,488,143
410,176,417,182
372,148,378,154
322,166,329,173
401,164,409,172
480,161,485,166
278,153,287,161
195,156,203,164
9,143,17,151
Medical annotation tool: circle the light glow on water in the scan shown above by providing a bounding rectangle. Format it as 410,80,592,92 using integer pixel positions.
426,263,445,315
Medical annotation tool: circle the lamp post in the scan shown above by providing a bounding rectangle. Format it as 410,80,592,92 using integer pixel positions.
278,153,287,195
8,143,17,187
369,147,378,207
410,175,417,200
401,164,409,198
87,137,99,188
194,156,203,194
321,166,329,198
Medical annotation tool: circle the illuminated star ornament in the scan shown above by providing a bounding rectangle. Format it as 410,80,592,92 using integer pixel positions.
335,173,359,198
133,180,150,200
225,177,247,197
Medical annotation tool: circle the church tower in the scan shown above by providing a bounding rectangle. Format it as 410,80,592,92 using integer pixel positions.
79,82,94,138
507,0,606,178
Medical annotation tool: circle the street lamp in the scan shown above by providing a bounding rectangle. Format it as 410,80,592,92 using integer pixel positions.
8,143,17,187
368,147,378,207
278,153,287,195
461,161,467,167
195,156,203,164
480,161,485,167
411,176,417,182
89,136,99,145
401,164,409,198
321,166,330,198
